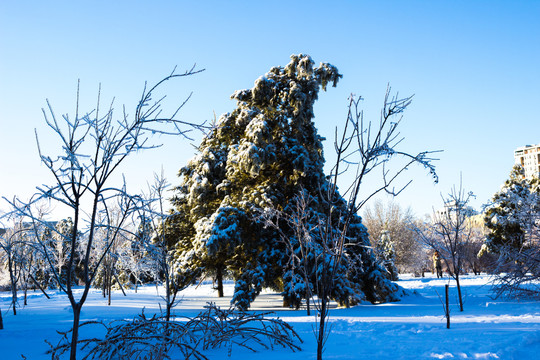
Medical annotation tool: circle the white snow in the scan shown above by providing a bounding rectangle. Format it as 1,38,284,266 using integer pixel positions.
1,274,539,359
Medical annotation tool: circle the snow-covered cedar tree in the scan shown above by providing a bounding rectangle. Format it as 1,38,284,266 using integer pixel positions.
167,54,399,309
483,165,540,254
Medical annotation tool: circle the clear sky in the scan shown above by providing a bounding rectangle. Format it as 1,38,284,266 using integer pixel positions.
1,0,539,219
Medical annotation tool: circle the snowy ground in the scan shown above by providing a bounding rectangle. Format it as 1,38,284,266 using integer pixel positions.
1,274,539,359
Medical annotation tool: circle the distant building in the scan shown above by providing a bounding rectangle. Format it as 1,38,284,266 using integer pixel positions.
514,144,540,180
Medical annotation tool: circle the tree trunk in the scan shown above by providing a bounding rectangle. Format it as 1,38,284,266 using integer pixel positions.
108,268,112,304
445,284,450,329
114,273,127,297
23,282,28,306
166,303,172,322
8,258,17,315
283,297,290,308
70,303,81,360
317,297,328,360
10,286,17,316
0,307,3,330
108,282,112,306
29,274,50,299
102,267,107,298
455,274,463,312
216,266,224,298
165,279,171,322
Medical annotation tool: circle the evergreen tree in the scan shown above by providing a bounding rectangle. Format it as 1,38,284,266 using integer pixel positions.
484,165,540,253
483,165,540,297
168,54,398,308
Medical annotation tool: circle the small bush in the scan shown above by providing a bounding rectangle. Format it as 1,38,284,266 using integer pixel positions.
47,303,302,359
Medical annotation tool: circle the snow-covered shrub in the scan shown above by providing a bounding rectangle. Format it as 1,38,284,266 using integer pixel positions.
47,303,302,359
46,312,205,360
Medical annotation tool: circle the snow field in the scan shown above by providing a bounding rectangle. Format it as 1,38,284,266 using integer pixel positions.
0,274,539,359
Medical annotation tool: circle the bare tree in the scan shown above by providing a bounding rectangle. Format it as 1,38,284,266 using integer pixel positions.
49,218,78,288
13,232,34,306
117,219,153,293
0,218,25,315
3,66,203,360
264,89,439,360
262,189,316,314
91,205,132,304
135,172,185,322
413,182,476,312
0,210,49,314
0,203,56,312
311,90,437,360
335,90,439,212
363,200,424,275
461,214,488,275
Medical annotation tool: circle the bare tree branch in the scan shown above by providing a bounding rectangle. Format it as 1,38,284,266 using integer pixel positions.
1,67,203,360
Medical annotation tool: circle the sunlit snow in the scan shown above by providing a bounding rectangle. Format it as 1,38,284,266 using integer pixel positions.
1,274,539,359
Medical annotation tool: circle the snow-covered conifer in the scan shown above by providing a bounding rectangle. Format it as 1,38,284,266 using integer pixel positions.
168,54,400,309
484,165,539,253
483,165,540,298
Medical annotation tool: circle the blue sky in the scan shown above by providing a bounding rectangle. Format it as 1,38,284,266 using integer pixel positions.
1,0,539,218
